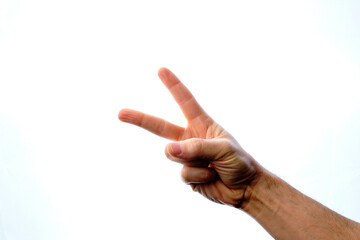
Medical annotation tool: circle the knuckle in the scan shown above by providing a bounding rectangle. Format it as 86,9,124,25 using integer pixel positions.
156,119,166,136
221,139,235,152
191,138,205,154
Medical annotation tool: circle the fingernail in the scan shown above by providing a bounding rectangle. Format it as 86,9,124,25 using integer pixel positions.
171,142,182,155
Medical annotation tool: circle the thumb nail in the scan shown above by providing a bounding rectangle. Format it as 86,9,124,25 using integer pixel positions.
171,142,182,155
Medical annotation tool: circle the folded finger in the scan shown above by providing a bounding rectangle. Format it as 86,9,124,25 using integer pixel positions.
181,166,217,184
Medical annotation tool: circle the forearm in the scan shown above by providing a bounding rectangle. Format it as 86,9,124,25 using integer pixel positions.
240,168,360,240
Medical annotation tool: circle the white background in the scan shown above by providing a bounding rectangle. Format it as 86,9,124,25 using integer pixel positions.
1,0,360,239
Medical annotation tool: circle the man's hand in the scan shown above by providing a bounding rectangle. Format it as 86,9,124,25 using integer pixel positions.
119,68,360,239
118,68,261,207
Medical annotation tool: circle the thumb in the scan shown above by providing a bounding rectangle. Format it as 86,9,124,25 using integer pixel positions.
165,138,233,163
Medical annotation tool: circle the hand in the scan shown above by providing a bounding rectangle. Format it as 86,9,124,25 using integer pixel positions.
118,68,261,208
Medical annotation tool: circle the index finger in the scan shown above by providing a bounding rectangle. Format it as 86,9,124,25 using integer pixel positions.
158,68,208,122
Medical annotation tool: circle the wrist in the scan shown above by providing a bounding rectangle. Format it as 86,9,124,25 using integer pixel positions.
237,161,282,214
235,161,270,210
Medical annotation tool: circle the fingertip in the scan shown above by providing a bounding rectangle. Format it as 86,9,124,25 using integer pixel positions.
118,108,127,121
171,142,182,155
165,142,182,158
118,108,137,123
158,67,169,77
158,67,181,90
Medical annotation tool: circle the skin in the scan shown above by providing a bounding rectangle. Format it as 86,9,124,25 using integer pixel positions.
118,68,360,239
